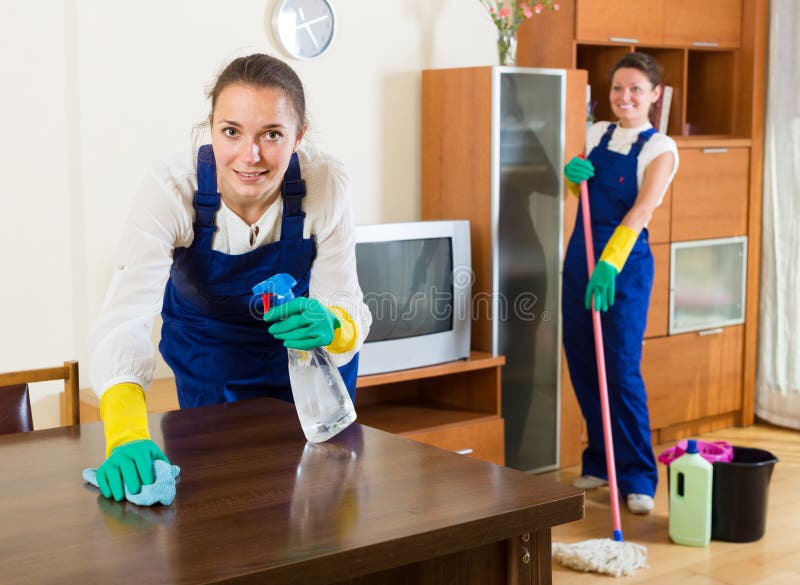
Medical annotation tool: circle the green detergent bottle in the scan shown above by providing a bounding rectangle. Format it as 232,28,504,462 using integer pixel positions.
669,438,713,546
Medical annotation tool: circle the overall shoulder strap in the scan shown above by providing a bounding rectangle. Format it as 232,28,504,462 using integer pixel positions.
597,123,617,150
193,144,221,248
280,152,306,241
629,127,657,158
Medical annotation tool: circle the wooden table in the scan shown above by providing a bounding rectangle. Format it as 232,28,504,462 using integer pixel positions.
0,398,582,584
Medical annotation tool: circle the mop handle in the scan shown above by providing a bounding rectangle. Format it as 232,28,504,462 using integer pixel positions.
579,176,624,542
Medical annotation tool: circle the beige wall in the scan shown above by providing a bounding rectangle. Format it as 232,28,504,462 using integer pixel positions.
0,0,499,427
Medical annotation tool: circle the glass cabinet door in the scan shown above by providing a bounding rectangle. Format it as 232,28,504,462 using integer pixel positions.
495,69,564,472
669,236,747,334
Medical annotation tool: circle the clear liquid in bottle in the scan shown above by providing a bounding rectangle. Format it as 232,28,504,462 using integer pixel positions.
288,347,357,442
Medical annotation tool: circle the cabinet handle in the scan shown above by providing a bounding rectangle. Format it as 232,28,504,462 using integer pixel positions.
702,148,729,154
698,328,724,336
455,448,474,456
692,41,720,47
609,36,638,44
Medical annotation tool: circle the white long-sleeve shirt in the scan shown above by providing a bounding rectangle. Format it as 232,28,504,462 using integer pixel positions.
88,143,372,398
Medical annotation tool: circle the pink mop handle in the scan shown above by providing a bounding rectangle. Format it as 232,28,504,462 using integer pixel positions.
579,177,624,542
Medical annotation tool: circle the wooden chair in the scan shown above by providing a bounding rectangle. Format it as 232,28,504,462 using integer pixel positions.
0,361,79,434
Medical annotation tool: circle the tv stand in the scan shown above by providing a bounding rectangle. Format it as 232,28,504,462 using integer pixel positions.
76,351,506,466
355,351,506,466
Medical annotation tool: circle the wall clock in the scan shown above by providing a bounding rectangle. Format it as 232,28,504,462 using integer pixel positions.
272,0,336,60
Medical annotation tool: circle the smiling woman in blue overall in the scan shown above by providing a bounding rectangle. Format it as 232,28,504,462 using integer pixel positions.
562,52,679,515
87,54,372,502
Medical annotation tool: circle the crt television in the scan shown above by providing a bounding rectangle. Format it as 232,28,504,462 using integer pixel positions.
355,220,472,376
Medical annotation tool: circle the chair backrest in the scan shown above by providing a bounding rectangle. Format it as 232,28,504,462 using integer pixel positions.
0,384,34,434
0,361,79,433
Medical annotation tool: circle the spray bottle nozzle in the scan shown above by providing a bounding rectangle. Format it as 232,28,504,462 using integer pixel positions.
252,273,297,311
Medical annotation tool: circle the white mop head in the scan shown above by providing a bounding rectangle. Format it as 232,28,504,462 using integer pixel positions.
552,538,648,577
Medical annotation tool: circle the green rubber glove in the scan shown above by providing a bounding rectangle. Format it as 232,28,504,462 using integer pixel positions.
96,439,170,502
264,297,341,350
564,156,595,184
585,260,619,312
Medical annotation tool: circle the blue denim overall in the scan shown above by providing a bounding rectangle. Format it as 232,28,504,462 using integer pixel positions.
159,145,359,409
562,124,659,497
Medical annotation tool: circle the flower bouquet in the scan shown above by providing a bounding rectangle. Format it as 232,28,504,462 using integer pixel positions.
479,1,560,66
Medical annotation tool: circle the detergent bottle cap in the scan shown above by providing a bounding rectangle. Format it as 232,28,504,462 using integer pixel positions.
252,273,296,306
686,439,699,454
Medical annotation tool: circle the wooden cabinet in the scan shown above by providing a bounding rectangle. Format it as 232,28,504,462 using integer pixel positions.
518,0,768,465
79,352,507,466
356,352,506,465
671,146,750,241
576,0,665,45
576,0,742,48
643,325,744,429
523,2,754,138
664,0,742,48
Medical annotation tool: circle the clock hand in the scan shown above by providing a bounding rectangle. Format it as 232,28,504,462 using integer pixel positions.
300,26,318,47
298,15,329,27
297,15,329,48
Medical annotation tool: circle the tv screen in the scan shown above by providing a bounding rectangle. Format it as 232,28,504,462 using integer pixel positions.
356,237,454,342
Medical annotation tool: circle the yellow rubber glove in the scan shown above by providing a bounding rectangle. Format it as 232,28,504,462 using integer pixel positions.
566,181,581,198
97,383,169,501
100,383,152,456
599,225,639,273
326,306,358,354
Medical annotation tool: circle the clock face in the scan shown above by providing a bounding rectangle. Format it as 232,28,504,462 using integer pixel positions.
273,0,336,60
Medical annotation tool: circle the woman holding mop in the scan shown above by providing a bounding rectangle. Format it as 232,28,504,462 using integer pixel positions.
562,52,679,515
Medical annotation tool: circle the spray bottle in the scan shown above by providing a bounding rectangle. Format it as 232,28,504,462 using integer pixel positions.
669,438,713,547
252,273,357,443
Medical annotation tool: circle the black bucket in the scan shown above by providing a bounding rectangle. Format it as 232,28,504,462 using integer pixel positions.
711,446,779,542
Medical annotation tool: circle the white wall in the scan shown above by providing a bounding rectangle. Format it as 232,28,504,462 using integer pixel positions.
0,0,498,427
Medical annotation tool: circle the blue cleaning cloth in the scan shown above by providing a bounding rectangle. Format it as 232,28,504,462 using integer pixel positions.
83,460,181,506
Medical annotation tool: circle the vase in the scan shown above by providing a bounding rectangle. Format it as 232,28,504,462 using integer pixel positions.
497,29,518,66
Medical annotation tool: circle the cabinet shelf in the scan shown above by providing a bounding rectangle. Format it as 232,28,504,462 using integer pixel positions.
354,350,506,465
357,397,505,464
356,347,506,436
576,43,740,137
357,399,498,436
356,351,504,388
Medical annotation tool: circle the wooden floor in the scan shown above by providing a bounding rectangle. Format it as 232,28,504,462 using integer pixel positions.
542,423,800,584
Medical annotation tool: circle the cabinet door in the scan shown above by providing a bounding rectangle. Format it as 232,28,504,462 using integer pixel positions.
643,325,743,430
671,147,749,241
576,0,664,45
670,237,747,334
405,418,505,466
664,0,742,48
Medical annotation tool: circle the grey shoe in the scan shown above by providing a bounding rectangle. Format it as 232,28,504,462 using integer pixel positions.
626,493,654,514
572,475,608,490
